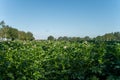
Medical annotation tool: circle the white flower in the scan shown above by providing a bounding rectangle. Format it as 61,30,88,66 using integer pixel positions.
64,46,67,49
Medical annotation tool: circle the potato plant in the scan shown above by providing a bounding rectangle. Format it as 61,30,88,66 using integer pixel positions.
0,41,120,80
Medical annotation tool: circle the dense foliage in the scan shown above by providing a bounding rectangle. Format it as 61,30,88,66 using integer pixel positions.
0,21,34,41
0,40,120,80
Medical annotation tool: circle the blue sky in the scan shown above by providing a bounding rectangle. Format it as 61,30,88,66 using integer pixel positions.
0,0,120,39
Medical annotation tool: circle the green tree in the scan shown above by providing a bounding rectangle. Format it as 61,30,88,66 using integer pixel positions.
84,36,91,41
8,27,18,40
26,32,35,41
18,31,27,40
0,25,9,40
0,21,5,27
0,21,35,41
114,32,120,40
47,35,55,40
57,36,69,41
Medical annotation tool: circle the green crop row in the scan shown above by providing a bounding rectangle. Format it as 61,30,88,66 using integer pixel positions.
0,41,120,80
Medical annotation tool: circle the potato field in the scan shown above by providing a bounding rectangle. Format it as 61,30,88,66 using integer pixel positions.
0,40,120,80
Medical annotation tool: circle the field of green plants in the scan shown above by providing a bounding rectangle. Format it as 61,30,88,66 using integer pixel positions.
0,40,120,80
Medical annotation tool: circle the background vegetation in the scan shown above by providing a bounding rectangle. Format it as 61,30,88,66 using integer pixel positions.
0,21,120,80
0,21,34,41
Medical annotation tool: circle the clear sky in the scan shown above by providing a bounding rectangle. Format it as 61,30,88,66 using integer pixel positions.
0,0,120,39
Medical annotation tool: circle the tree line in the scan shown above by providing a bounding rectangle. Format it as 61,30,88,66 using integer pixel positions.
48,32,120,41
0,21,34,41
1,20,120,41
